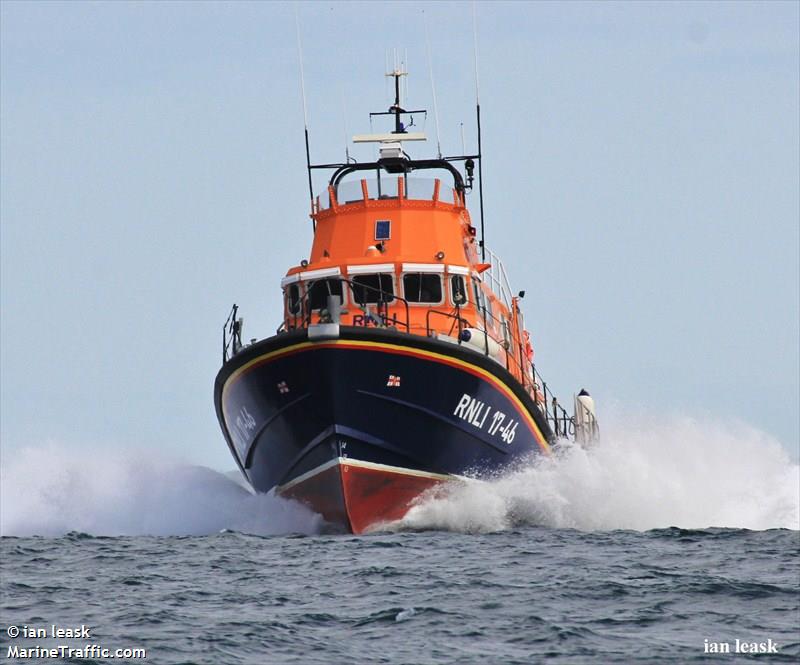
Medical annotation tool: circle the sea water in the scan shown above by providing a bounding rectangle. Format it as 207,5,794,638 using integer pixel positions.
1,415,798,663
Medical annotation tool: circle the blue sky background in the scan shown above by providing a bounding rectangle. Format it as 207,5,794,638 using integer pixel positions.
1,0,798,470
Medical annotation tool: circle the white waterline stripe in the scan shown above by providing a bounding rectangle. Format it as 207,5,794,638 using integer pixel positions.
277,457,459,492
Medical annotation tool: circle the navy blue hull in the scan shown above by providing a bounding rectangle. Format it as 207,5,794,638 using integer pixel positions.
214,326,553,501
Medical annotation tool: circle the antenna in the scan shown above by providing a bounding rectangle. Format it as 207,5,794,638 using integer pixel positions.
385,50,390,104
424,11,442,158
472,3,480,104
385,56,409,134
294,7,314,227
472,1,486,260
404,48,409,102
341,87,351,163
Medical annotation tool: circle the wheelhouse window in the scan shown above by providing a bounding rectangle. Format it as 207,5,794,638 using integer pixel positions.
403,273,443,304
286,283,301,315
308,278,344,310
450,275,468,306
352,274,394,304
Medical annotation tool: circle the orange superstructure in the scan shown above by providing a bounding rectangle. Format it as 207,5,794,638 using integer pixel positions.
279,171,540,407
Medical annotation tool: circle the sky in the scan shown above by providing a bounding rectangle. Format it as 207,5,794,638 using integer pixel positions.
1,0,798,472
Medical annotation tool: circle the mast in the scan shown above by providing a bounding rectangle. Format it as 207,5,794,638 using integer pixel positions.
294,8,315,228
306,68,480,206
387,67,408,134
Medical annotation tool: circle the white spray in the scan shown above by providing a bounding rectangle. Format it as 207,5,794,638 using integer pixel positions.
397,412,799,533
1,414,796,537
0,443,323,537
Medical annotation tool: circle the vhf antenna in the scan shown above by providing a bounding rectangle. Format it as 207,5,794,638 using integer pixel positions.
294,7,314,230
472,1,485,260
424,10,443,159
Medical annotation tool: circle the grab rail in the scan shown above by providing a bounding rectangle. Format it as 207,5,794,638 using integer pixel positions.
224,280,592,441
425,307,471,340
222,303,242,363
284,276,412,333
423,301,576,438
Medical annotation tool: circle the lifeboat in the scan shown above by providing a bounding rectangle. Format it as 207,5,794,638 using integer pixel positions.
213,68,598,533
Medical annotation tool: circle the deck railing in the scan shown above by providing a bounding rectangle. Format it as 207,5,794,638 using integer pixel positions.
281,276,412,335
481,246,515,311
222,304,242,363
223,278,594,442
433,298,577,439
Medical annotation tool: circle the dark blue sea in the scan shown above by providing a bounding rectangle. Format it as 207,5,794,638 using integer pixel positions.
2,529,799,664
2,419,799,663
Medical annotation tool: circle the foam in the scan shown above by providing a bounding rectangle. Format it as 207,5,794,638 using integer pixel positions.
2,414,796,537
0,442,322,537
396,414,799,533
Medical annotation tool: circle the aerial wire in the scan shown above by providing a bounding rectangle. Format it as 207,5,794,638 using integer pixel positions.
385,49,390,104
405,47,409,103
341,86,351,163
472,2,480,104
294,7,309,129
339,5,354,166
424,10,443,159
472,0,486,260
294,6,315,228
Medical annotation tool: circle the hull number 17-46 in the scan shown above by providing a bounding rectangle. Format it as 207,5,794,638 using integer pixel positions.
452,393,518,444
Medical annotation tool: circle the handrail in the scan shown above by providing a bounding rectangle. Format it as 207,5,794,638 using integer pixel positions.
251,271,586,442
481,246,515,311
222,303,240,363
284,276,412,333
574,396,600,443
425,307,471,340
329,158,466,196
467,297,578,440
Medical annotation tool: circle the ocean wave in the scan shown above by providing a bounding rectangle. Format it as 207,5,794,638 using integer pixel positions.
394,414,799,533
2,414,796,537
0,443,322,537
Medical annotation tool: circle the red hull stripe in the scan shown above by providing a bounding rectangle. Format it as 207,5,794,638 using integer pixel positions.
277,457,452,534
223,339,550,453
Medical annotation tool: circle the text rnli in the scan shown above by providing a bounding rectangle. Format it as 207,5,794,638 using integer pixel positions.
453,392,519,444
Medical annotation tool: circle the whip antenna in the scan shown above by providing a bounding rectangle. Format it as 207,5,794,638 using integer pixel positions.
385,50,390,105
404,48,409,103
472,1,485,259
294,7,314,225
472,2,480,104
424,10,443,159
341,87,351,163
